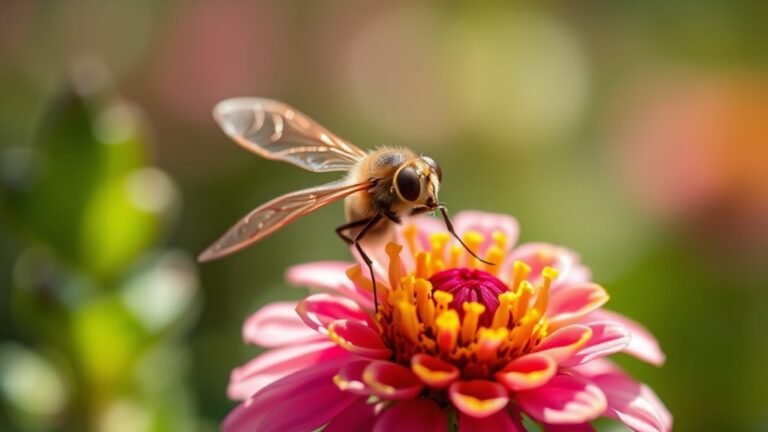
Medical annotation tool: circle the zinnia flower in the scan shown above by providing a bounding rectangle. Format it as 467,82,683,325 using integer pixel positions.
224,211,671,431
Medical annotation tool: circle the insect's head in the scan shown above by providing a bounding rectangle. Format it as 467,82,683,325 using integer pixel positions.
393,156,442,208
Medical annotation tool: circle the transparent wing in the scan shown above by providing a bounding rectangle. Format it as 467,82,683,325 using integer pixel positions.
213,97,368,172
198,179,375,262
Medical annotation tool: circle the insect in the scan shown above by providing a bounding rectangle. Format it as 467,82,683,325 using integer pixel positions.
198,98,491,310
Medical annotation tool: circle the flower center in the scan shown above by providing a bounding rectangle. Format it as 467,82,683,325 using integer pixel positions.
430,268,507,328
344,225,559,378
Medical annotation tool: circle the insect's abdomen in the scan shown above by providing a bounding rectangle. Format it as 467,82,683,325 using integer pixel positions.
343,193,392,242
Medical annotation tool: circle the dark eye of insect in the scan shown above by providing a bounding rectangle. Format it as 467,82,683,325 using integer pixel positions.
395,165,421,201
422,156,442,181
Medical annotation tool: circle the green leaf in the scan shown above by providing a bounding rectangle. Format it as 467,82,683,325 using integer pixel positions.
78,168,177,278
4,64,179,279
9,87,106,259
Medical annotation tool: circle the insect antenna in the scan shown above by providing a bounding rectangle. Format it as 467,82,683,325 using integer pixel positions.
438,205,495,266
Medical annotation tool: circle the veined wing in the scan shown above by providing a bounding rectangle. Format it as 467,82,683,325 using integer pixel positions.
214,98,368,172
198,179,374,262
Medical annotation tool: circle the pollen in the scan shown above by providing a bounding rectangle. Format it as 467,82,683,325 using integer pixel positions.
350,226,559,378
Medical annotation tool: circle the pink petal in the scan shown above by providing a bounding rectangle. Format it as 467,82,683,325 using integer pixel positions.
411,353,460,388
516,374,607,424
242,301,323,347
296,293,372,335
459,410,526,432
570,358,623,378
452,211,520,255
546,284,609,329
286,261,373,307
227,342,348,400
328,319,392,359
333,360,374,396
561,322,631,367
373,399,448,432
324,397,377,432
535,324,593,364
496,353,557,391
571,360,672,431
363,361,424,400
222,356,359,432
584,309,666,366
449,380,510,418
640,383,673,431
592,373,672,432
507,243,589,290
564,266,592,287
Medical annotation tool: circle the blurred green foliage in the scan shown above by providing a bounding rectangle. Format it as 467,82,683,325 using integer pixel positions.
1,64,202,431
7,81,161,279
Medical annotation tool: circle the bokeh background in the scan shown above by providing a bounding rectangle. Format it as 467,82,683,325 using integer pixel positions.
2,1,767,431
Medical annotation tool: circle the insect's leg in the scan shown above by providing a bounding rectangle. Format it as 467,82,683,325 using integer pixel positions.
335,218,372,245
438,205,494,266
353,213,384,312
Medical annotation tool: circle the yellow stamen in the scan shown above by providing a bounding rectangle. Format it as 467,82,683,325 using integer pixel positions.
491,230,507,251
346,266,390,309
389,290,408,323
401,274,416,300
533,280,550,317
484,245,504,275
532,320,549,343
541,266,559,291
403,224,418,256
435,310,460,353
346,265,369,290
476,327,509,362
462,231,485,268
414,279,435,328
511,310,541,348
512,261,531,293
385,242,403,290
415,252,431,279
461,302,486,344
433,291,454,314
529,267,558,317
429,232,451,264
449,245,462,269
397,300,420,343
515,280,534,319
491,292,516,329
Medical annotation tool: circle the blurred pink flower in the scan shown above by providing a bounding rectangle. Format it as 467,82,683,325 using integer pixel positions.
613,74,768,255
150,0,285,124
224,211,670,431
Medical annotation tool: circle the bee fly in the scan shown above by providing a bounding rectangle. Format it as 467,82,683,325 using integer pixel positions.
198,98,491,310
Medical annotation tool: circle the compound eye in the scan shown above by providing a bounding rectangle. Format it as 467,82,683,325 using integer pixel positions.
395,165,421,201
422,156,442,182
